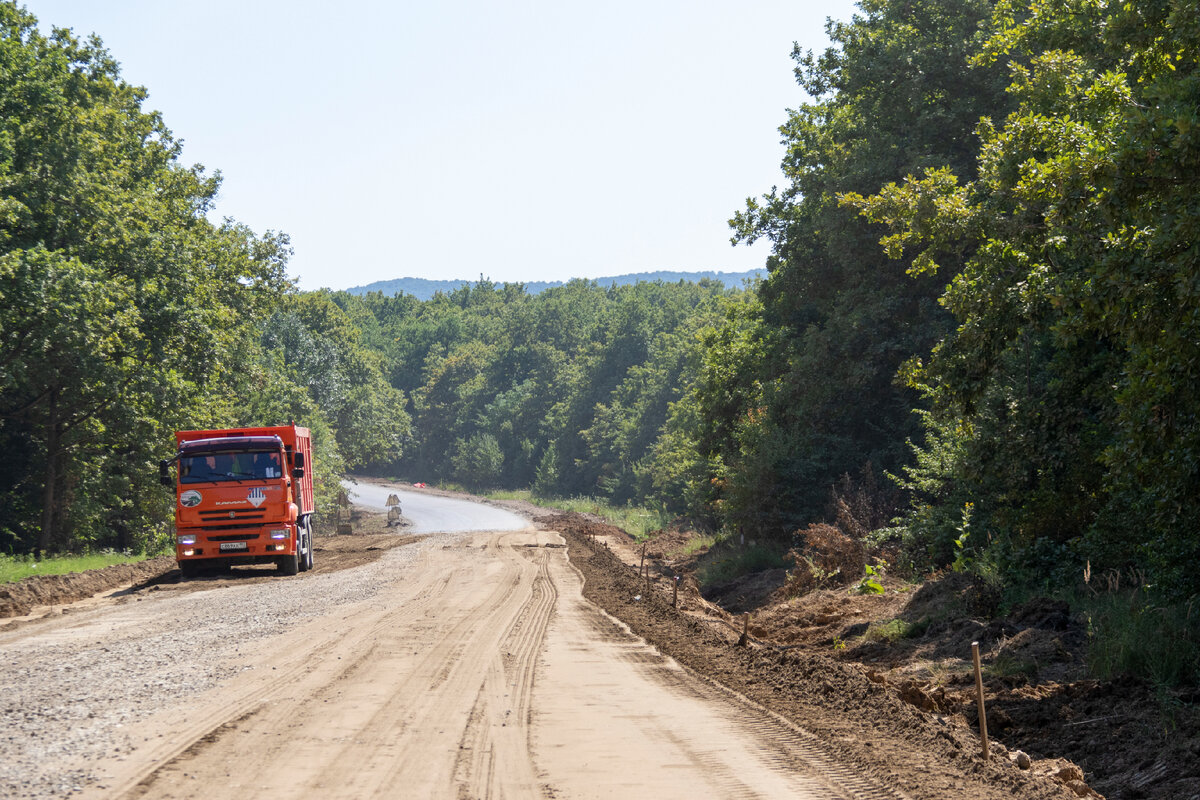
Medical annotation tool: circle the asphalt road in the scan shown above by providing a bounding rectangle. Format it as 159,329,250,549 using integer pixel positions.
340,480,527,533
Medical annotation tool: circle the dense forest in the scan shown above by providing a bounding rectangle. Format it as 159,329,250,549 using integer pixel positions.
3,0,1199,608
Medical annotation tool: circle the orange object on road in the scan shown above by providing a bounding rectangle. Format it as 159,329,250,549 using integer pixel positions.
161,424,315,576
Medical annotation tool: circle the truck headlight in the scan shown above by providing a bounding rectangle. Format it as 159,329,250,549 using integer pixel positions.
269,528,289,540
177,534,197,545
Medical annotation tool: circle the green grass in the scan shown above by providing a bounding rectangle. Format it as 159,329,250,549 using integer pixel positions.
679,534,719,556
1083,590,1200,688
984,652,1041,682
481,490,673,539
695,536,789,585
863,618,921,644
0,551,149,584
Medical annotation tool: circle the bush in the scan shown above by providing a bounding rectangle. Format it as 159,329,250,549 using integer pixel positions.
784,523,866,594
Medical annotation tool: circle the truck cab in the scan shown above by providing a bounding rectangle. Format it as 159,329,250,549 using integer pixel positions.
163,425,314,576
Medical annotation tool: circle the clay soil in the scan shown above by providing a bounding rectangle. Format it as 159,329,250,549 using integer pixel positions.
531,512,1199,800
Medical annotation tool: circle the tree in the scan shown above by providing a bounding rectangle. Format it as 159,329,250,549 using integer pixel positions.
452,433,504,490
716,0,1013,537
848,0,1200,596
0,4,290,552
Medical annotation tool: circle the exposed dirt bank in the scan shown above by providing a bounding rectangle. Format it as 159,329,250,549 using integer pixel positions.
537,512,1199,800
537,512,1082,799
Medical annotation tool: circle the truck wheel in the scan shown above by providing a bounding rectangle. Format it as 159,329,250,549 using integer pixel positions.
304,522,315,571
277,550,300,576
298,524,311,573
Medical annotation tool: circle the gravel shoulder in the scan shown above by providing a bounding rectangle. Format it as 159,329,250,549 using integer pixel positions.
0,526,434,799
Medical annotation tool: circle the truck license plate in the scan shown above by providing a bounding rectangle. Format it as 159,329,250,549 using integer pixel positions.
219,542,248,551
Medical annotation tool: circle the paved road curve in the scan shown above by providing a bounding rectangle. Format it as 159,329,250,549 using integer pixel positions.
341,479,527,533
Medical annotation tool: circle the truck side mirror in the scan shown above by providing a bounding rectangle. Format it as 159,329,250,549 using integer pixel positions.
159,460,172,487
293,452,305,469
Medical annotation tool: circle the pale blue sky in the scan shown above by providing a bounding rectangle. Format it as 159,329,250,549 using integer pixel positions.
27,1,860,291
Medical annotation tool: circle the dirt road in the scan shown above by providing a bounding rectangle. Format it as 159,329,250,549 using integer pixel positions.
97,528,885,799
2,496,905,799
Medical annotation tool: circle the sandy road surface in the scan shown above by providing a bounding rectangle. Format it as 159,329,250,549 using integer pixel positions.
3,492,899,800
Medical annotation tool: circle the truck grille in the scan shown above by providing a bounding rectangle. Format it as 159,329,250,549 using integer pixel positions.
199,510,266,521
207,533,262,542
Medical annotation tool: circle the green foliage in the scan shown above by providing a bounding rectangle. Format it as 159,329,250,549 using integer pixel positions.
984,653,1040,683
863,618,917,643
852,561,887,595
696,538,789,586
262,292,410,472
0,5,291,554
1084,590,1200,689
851,0,1200,599
341,277,737,514
715,0,1014,538
787,554,841,592
453,433,504,490
951,503,974,574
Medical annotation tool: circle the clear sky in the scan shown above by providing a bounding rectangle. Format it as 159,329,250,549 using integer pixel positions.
27,1,860,291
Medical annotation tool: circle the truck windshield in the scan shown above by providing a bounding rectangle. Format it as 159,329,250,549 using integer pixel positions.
179,450,283,484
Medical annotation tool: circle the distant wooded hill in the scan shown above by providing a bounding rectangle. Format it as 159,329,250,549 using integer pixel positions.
343,269,766,300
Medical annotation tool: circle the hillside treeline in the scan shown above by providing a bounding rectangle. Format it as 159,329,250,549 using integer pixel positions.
328,279,747,506
4,0,1199,604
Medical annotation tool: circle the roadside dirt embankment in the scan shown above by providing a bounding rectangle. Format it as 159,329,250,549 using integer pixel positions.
537,510,1199,800
0,558,176,619
539,512,1078,800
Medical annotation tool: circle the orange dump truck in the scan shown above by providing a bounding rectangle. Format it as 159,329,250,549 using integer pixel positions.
160,424,315,576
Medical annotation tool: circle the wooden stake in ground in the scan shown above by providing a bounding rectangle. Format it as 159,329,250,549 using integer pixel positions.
972,641,990,759
672,575,679,609
639,542,646,577
736,613,750,647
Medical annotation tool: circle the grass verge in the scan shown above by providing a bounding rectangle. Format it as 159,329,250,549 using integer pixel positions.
483,490,672,539
0,551,150,584
1083,589,1200,688
695,536,789,585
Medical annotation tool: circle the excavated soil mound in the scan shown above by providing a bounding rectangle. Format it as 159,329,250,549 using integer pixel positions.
578,516,1198,800
532,513,632,541
556,525,1076,800
0,557,176,618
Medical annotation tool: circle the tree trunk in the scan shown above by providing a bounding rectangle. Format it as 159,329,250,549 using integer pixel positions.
37,389,59,555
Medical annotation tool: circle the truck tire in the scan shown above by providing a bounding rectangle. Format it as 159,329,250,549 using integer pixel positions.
304,521,315,571
277,550,300,576
298,522,311,573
